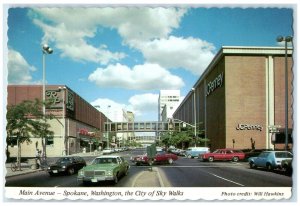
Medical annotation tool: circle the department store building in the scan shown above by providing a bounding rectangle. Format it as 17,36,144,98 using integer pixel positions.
173,46,293,151
7,85,109,157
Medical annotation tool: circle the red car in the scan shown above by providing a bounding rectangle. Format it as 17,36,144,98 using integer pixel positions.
199,148,245,162
131,151,178,166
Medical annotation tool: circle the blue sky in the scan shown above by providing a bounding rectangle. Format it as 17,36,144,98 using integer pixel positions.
6,6,293,121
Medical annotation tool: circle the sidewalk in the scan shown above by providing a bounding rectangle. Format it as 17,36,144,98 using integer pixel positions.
5,163,42,177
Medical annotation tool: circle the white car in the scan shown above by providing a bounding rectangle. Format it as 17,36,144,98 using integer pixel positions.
102,148,114,155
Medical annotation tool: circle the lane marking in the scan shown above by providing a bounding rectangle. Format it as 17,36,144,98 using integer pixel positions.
131,171,144,187
131,165,243,168
208,172,245,186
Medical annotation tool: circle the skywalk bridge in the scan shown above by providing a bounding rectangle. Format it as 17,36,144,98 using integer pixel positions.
104,120,194,133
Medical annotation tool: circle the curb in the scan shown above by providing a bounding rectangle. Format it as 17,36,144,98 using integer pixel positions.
131,167,162,187
5,168,44,178
152,167,165,187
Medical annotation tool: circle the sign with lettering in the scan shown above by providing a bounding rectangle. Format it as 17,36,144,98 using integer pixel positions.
46,90,62,108
206,72,224,96
66,91,74,111
78,128,96,137
236,124,263,132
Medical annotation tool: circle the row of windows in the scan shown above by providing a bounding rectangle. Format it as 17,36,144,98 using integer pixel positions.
8,137,54,147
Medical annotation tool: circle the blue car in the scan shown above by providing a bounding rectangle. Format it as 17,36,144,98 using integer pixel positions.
249,151,293,171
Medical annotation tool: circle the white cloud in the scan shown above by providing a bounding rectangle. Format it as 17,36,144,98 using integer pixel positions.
88,63,184,90
138,36,216,75
128,93,159,117
91,98,128,121
91,93,158,121
33,19,125,65
7,49,37,84
31,8,187,64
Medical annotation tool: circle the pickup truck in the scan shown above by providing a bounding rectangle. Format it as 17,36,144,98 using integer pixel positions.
131,151,178,166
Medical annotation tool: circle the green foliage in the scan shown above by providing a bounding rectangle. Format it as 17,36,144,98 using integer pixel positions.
6,99,54,164
160,124,209,149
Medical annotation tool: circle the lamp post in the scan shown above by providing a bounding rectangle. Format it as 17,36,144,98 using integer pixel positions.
58,86,67,156
106,105,111,149
276,36,292,151
191,88,197,146
42,44,53,158
94,105,103,152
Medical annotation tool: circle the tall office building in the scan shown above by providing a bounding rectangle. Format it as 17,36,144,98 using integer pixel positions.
158,90,181,121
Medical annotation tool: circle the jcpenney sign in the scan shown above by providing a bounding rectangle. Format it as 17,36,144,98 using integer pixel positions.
236,124,263,131
206,72,224,96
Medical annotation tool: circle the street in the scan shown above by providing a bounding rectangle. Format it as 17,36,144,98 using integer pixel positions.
5,149,292,187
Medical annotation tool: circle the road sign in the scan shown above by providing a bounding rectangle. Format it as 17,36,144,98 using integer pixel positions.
147,144,156,159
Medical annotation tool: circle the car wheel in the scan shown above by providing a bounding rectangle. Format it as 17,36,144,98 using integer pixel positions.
67,167,75,175
266,163,273,171
168,158,173,164
136,162,140,166
82,181,89,186
48,172,55,176
232,157,239,162
187,155,192,159
125,167,129,176
208,157,214,162
249,162,256,169
114,174,119,184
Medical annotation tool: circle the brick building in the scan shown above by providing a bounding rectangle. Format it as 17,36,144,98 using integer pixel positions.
7,85,109,157
173,46,293,151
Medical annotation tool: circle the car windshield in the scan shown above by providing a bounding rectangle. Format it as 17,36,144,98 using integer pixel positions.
92,157,117,164
275,152,293,158
56,157,73,164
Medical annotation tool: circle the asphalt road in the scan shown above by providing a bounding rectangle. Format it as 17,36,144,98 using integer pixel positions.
156,158,292,187
5,149,292,187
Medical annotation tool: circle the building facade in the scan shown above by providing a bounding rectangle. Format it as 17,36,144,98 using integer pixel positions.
7,85,109,157
158,90,181,121
173,46,293,151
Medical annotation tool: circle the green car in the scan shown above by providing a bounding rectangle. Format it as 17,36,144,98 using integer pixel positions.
78,155,130,185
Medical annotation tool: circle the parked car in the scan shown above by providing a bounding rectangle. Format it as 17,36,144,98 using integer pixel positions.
102,148,114,155
77,155,129,184
185,147,210,158
169,148,186,156
199,148,245,162
281,159,292,175
131,151,178,166
47,156,86,176
249,151,293,171
244,149,273,161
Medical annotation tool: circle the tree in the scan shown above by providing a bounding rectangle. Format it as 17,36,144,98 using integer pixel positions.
6,99,53,169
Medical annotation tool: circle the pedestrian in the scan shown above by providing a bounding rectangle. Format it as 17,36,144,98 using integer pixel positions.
35,149,41,167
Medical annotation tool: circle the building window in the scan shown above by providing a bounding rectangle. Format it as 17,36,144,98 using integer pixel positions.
46,137,54,146
8,137,18,147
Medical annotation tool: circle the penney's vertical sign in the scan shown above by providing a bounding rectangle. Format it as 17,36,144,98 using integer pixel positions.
206,72,224,96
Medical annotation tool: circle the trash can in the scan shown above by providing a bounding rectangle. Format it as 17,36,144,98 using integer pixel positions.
28,158,38,170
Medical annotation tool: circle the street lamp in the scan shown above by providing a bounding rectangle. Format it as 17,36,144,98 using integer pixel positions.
42,44,53,158
276,36,292,151
94,105,102,151
191,88,197,146
106,105,111,149
58,86,67,156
